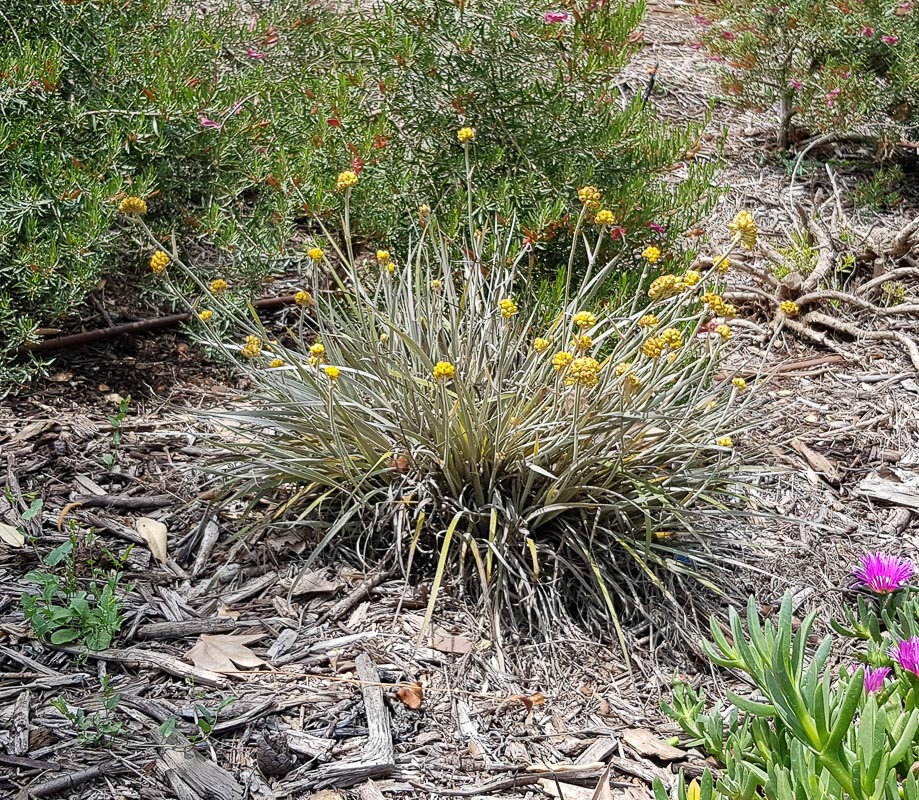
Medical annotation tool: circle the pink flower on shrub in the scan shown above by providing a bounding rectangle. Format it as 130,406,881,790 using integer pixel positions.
881,33,899,44
790,79,802,89
649,222,666,234
855,552,914,593
230,100,245,116
860,25,875,35
245,48,266,59
543,11,570,23
862,665,892,693
825,88,842,106
890,639,919,677
694,14,713,25
199,115,221,129
722,30,738,40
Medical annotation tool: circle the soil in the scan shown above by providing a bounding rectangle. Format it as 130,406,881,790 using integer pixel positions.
1,4,919,799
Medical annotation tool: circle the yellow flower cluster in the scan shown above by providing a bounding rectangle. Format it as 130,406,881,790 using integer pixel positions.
430,279,441,290
433,361,456,381
499,298,518,318
732,377,747,391
717,436,734,448
210,278,228,294
637,314,659,328
780,300,800,317
198,309,213,322
702,292,735,318
118,196,147,215
566,356,601,388
241,335,262,358
572,334,592,351
377,250,391,265
457,127,476,143
307,247,324,263
648,274,683,301
336,170,358,191
270,358,284,368
641,245,662,264
295,290,313,306
533,337,550,353
595,209,615,226
573,310,596,329
715,324,731,340
309,342,326,363
577,185,602,210
614,361,632,376
683,269,701,287
552,351,573,371
418,203,431,219
641,337,666,359
324,365,340,381
660,327,683,348
149,250,169,275
715,255,731,274
729,210,757,250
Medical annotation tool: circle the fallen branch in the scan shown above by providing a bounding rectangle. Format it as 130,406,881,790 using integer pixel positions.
19,763,132,798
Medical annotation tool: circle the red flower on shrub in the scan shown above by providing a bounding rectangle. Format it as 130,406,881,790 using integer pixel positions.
881,33,899,43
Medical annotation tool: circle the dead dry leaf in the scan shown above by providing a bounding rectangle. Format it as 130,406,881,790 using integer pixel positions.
622,728,686,761
506,692,546,712
431,630,474,655
217,605,240,620
396,681,424,710
592,764,615,800
0,523,25,548
187,634,267,674
538,780,597,800
289,569,341,596
135,517,168,563
790,438,840,483
310,791,345,800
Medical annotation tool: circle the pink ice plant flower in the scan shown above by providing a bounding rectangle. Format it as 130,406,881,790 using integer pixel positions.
855,552,914,593
543,11,570,23
862,665,892,693
890,638,919,677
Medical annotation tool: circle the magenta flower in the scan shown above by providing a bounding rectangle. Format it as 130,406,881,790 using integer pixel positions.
790,79,802,89
881,33,899,44
890,639,919,676
694,14,713,25
860,25,875,36
649,222,666,234
229,99,245,116
245,48,266,59
198,115,221,129
722,30,738,40
855,552,914,593
543,11,570,23
862,665,892,693
825,88,841,106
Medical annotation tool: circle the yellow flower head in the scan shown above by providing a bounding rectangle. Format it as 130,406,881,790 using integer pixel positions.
433,361,456,381
572,334,593,352
376,250,391,265
642,245,662,264
336,170,358,191
577,185,602,210
209,278,228,294
198,309,213,322
780,300,800,317
660,327,683,348
595,209,615,226
418,203,431,217
324,365,340,381
310,342,326,361
717,436,734,448
716,255,731,274
241,335,262,359
614,361,632,376
307,246,324,263
682,269,702,287
702,291,729,316
648,274,684,300
552,351,573,372
118,196,147,215
729,209,757,250
706,399,718,410
638,314,659,328
499,297,518,318
533,337,550,353
270,358,284,368
430,279,441,290
379,332,390,344
721,303,737,319
384,260,396,274
295,290,313,306
642,337,666,359
566,356,601,388
149,250,169,275
732,377,748,391
457,126,476,144
573,310,597,329
715,324,732,340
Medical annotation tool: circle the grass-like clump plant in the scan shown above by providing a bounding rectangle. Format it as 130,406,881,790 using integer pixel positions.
120,150,755,644
663,552,919,800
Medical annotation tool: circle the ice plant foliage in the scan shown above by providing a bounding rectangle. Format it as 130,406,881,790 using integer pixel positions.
855,552,914,593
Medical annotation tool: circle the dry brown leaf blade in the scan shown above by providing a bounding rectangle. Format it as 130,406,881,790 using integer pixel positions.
187,634,267,674
135,517,168,563
0,522,25,548
622,728,686,761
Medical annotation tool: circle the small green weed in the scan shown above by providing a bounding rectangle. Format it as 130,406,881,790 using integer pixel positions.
853,166,904,213
52,676,124,748
102,394,131,468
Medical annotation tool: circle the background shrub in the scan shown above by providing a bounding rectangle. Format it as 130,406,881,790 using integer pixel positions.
694,0,919,148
